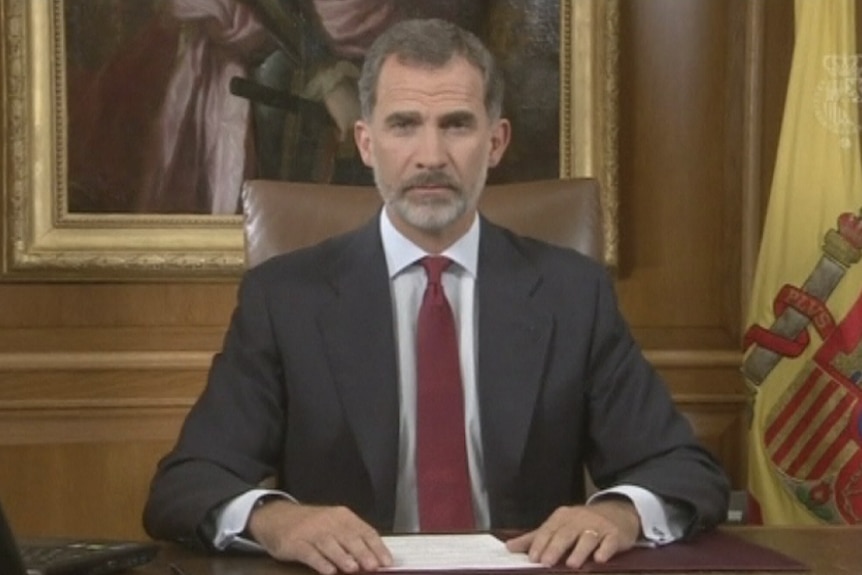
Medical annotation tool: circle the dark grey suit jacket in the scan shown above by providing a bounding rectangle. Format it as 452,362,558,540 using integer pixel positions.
143,214,729,547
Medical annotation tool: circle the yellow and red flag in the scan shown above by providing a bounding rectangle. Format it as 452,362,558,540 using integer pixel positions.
743,0,862,524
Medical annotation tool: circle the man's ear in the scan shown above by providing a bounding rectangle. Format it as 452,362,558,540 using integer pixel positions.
354,120,374,167
488,118,511,168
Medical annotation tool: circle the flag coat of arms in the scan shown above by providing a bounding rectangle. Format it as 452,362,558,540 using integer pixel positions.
743,0,862,525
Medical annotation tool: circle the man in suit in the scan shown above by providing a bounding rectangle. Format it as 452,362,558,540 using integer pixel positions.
143,18,730,575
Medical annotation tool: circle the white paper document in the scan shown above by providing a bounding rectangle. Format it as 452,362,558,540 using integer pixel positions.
381,534,544,571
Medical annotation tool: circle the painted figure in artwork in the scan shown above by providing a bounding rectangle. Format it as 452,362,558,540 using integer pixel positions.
66,0,559,215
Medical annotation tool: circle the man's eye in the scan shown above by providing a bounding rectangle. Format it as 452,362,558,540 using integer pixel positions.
391,119,415,131
443,118,474,131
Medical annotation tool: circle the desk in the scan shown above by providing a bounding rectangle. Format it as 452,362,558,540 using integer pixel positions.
135,526,861,575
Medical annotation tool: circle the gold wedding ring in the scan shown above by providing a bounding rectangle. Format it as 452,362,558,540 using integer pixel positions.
582,529,601,538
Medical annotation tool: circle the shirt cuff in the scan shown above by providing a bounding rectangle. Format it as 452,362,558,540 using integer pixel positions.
587,485,688,546
212,489,294,551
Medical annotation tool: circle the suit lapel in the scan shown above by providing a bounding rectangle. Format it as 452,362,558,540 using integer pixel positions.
476,221,554,519
317,218,400,526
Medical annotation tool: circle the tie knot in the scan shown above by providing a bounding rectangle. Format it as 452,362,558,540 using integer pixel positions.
420,256,452,285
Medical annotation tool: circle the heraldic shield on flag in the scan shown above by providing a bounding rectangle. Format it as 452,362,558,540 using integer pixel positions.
743,0,862,525
744,214,862,524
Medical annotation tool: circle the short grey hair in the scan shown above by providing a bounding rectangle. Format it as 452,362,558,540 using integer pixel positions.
358,18,504,121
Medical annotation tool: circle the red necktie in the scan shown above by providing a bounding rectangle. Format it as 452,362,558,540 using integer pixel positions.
416,256,475,532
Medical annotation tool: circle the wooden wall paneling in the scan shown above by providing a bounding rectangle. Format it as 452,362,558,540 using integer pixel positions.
0,327,226,356
615,0,740,344
0,272,235,535
0,283,237,333
741,0,765,324
615,0,749,486
0,367,205,537
722,0,747,343
0,442,178,539
0,280,233,536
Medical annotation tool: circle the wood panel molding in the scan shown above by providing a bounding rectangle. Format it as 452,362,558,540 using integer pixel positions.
0,348,743,371
0,404,189,444
741,0,765,321
645,349,742,367
0,351,214,370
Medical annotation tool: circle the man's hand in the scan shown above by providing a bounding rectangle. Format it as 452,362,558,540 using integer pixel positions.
247,500,393,575
505,499,641,569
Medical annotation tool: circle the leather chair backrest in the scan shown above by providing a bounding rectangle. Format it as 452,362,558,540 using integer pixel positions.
242,178,604,268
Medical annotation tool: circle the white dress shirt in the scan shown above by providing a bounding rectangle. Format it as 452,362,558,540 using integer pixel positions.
213,209,684,549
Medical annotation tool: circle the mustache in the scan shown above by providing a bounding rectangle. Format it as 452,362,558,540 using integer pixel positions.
399,171,460,193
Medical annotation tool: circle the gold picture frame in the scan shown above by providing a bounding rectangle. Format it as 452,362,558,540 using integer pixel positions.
1,0,618,280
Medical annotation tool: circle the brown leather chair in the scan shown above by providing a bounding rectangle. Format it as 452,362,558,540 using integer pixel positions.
241,178,604,268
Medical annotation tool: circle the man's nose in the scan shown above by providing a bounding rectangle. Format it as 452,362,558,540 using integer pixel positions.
415,129,447,170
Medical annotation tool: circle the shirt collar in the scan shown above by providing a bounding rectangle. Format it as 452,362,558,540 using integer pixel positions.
380,207,480,278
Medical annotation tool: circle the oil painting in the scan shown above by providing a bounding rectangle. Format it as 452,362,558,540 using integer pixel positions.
1,0,618,278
